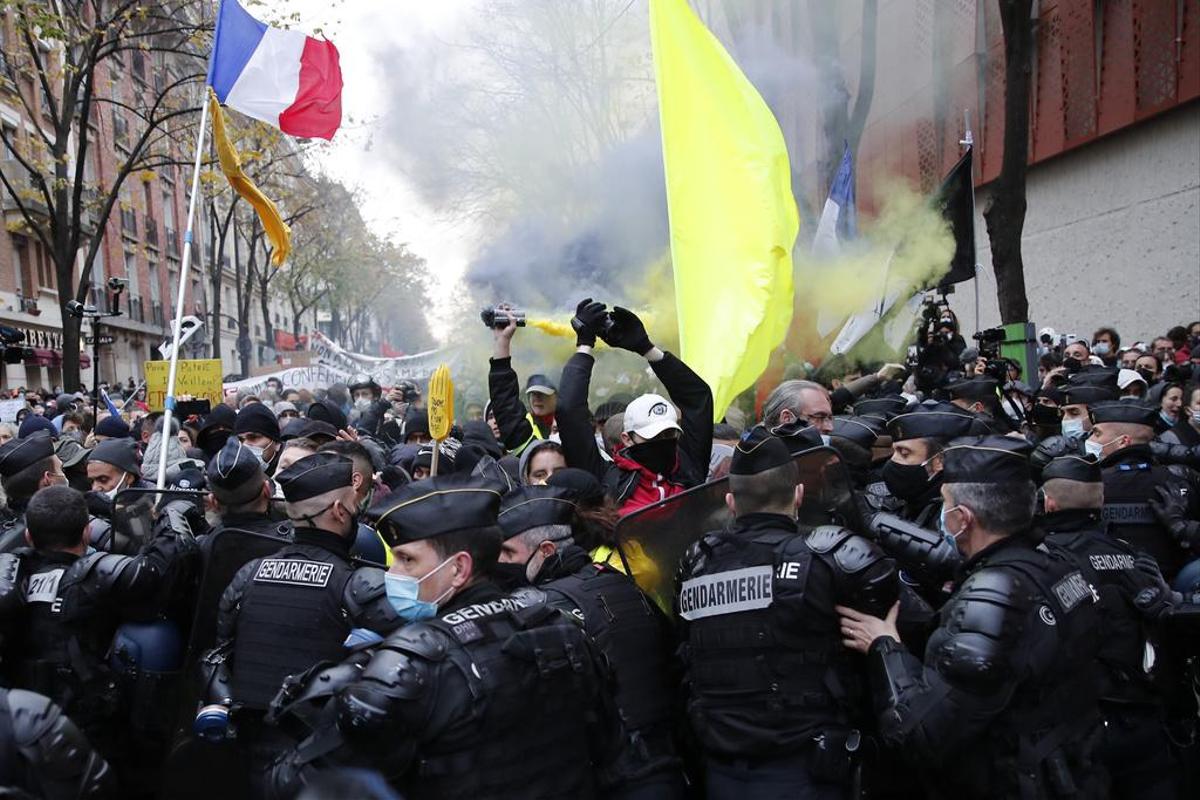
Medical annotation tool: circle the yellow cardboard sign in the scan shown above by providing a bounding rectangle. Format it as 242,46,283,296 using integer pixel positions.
144,359,224,411
427,364,454,441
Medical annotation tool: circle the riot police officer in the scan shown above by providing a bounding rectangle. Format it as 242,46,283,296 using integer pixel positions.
0,687,116,798
0,432,67,552
497,485,683,798
200,452,401,778
268,473,624,799
838,436,1105,799
0,484,197,777
1029,383,1115,475
205,437,289,540
1037,455,1182,799
881,405,980,528
1089,401,1200,581
676,427,898,797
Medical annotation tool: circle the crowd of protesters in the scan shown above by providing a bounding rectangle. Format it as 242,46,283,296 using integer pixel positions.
0,300,1195,799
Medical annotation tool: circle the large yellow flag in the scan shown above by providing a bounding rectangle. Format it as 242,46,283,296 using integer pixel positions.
208,89,291,266
650,0,798,420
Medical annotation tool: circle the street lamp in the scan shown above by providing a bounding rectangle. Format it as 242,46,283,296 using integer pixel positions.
66,276,126,422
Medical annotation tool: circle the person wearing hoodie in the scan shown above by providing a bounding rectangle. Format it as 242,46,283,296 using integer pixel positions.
558,299,713,516
518,439,567,485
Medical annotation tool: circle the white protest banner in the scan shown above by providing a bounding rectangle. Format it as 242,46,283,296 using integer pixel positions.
0,399,26,422
307,332,455,386
222,363,355,397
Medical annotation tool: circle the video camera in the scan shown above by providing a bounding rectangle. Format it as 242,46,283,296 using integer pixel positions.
480,306,526,329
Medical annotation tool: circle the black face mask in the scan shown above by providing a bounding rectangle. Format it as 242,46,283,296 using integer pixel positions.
626,438,678,475
1136,368,1156,385
881,459,937,502
490,562,529,591
1029,403,1061,429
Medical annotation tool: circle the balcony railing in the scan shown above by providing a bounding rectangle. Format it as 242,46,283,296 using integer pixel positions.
165,227,179,258
144,219,159,248
128,296,144,323
0,162,50,216
151,301,164,327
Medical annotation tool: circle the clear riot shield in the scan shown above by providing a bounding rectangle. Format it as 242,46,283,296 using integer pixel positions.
109,488,209,555
614,446,861,615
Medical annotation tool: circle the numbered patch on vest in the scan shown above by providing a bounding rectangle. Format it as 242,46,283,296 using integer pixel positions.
25,569,64,605
253,559,333,588
678,566,773,621
1051,571,1093,612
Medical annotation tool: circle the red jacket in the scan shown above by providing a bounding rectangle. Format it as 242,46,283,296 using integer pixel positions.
611,448,687,516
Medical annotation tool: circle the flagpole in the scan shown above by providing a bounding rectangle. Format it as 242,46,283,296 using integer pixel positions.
155,95,210,490
961,109,980,333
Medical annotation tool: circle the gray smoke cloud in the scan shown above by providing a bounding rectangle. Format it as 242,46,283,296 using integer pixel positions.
367,0,950,324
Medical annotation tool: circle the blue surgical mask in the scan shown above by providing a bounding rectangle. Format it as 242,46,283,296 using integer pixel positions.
1060,418,1086,440
820,434,832,447
383,556,455,621
1084,437,1110,460
1092,342,1110,356
1159,411,1175,427
939,504,965,549
1192,410,1200,424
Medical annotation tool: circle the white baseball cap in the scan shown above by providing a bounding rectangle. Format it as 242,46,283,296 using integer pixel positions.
623,393,682,440
1117,369,1147,390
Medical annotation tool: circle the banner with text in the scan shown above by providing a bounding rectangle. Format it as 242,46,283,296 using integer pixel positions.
145,359,224,411
307,332,455,386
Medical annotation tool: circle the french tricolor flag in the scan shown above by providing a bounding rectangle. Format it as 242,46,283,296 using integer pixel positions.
207,0,343,140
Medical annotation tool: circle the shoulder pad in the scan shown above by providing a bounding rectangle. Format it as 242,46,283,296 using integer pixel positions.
932,569,1035,688
72,551,134,586
510,585,549,607
831,533,888,574
343,567,403,632
805,525,853,554
955,564,1037,613
378,623,453,663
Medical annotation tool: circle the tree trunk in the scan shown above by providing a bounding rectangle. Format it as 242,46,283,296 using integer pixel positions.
982,0,1034,324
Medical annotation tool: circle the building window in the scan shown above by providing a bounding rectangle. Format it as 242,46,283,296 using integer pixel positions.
124,251,139,297
11,235,27,295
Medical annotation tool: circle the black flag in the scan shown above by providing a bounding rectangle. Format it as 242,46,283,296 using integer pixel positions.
935,147,976,289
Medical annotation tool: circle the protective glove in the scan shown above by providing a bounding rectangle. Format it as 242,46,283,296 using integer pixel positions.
599,306,653,356
571,298,608,348
155,498,208,543
1148,484,1200,548
1131,551,1180,619
1030,435,1082,476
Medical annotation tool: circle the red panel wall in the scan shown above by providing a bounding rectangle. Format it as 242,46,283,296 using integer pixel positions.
855,0,1199,196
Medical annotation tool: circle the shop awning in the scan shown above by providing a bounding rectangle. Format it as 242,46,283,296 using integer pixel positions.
24,348,54,367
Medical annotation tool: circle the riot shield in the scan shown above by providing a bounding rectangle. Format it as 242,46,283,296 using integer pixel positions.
171,527,288,742
615,446,861,614
109,487,209,555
